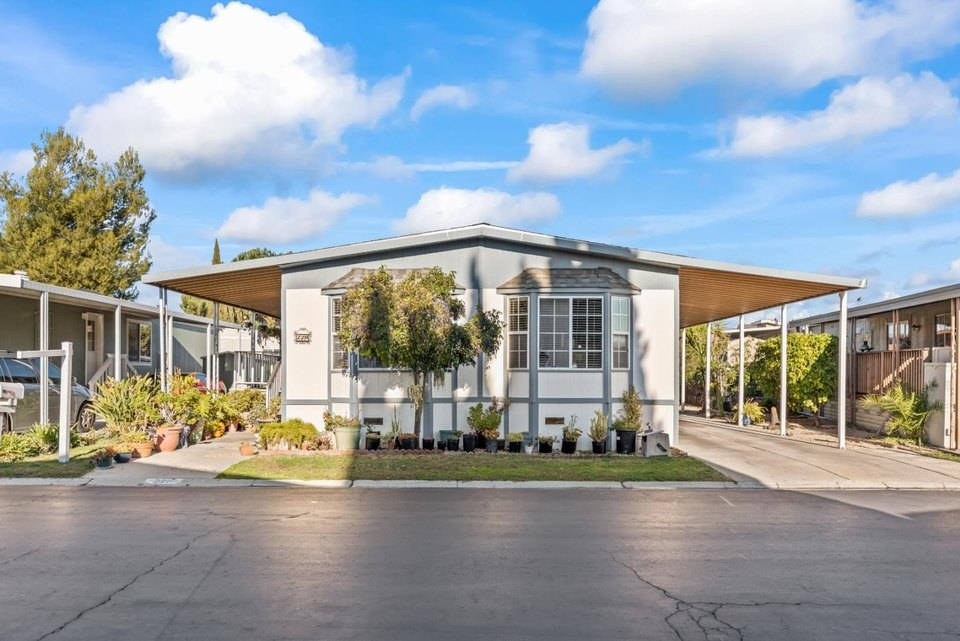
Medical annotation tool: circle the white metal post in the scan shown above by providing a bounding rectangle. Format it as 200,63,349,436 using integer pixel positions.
58,342,72,463
205,322,212,384
838,291,849,449
39,291,49,425
114,305,122,380
680,328,686,410
704,322,712,419
166,312,174,384
737,315,745,426
212,302,220,392
158,288,167,392
780,304,788,436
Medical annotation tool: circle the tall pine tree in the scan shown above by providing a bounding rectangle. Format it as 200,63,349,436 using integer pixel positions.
0,129,155,299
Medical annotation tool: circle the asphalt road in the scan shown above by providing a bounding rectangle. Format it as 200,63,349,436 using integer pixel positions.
1,488,959,641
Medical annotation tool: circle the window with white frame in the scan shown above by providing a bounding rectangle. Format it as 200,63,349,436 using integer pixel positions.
611,295,629,369
331,297,381,370
935,313,952,348
539,297,602,369
126,320,152,364
508,296,528,369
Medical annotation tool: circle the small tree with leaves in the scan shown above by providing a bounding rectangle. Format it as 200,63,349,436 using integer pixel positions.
338,267,504,435
685,323,732,414
749,333,837,425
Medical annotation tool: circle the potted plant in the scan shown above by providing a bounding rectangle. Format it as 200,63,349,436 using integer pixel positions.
422,436,435,450
93,447,113,469
365,430,381,451
154,423,183,452
538,435,556,454
561,416,582,454
507,432,525,453
325,412,362,451
462,431,476,452
614,386,643,454
125,431,154,458
467,401,503,453
112,443,133,464
589,410,609,454
437,439,447,451
400,432,418,450
446,430,461,451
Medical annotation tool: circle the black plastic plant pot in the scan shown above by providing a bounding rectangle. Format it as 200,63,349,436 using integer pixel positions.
402,437,416,450
113,452,132,464
508,441,522,453
561,440,577,454
538,442,553,454
462,434,476,452
446,438,460,451
475,434,487,450
616,429,638,454
485,439,498,453
422,438,435,450
438,440,447,451
95,458,112,469
497,439,505,451
592,441,605,454
366,438,381,451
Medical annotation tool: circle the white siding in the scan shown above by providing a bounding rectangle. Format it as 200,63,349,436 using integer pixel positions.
285,289,327,401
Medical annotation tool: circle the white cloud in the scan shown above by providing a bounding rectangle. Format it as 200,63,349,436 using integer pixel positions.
394,187,560,233
858,169,960,218
581,0,960,98
0,149,33,175
218,189,375,243
726,73,957,157
906,257,960,290
507,122,643,183
410,85,475,121
339,155,518,178
63,2,406,173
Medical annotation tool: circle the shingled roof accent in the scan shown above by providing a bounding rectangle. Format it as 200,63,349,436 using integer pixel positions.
323,267,464,292
497,267,638,292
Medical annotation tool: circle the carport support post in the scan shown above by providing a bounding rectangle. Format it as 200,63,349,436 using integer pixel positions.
39,290,49,425
680,328,686,409
205,322,212,384
158,287,167,392
704,323,712,419
737,315,745,427
779,304,788,437
838,291,849,449
212,303,220,391
166,313,174,385
114,305,122,380
58,342,72,463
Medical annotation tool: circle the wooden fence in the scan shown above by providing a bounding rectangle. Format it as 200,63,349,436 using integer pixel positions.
855,348,929,395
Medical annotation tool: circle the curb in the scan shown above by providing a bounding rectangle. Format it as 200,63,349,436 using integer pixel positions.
2,478,959,490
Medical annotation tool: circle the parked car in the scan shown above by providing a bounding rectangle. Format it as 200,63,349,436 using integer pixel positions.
0,357,94,433
185,372,226,394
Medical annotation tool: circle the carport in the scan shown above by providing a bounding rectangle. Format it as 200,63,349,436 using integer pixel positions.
142,224,865,447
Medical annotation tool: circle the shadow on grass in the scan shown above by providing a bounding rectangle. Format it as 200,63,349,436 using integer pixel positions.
0,443,105,478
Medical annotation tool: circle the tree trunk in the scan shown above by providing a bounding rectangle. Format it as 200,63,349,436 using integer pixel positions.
412,371,423,436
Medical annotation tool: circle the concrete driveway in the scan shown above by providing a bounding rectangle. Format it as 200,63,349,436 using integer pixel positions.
680,416,960,488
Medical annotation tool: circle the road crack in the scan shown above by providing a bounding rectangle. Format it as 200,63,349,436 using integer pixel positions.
32,524,229,641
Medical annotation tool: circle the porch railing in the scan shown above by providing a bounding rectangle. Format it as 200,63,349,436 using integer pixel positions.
855,348,929,395
86,354,138,390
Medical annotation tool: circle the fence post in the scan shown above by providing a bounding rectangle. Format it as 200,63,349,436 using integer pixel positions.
59,342,73,463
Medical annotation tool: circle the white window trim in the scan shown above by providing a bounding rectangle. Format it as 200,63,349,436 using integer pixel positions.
330,295,402,372
611,295,630,371
538,295,604,371
126,319,152,365
507,295,529,371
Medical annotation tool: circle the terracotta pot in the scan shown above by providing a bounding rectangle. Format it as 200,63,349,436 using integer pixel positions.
239,442,257,456
156,426,183,452
132,443,154,458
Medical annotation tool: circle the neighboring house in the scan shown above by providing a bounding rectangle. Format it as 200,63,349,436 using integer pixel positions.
0,273,277,393
144,224,863,449
792,284,960,449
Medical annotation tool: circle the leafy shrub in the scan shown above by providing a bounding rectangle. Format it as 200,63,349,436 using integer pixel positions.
323,412,361,430
158,373,203,428
737,401,765,425
614,386,643,429
466,401,503,438
562,416,582,442
588,410,609,442
538,435,557,444
228,388,269,428
0,432,39,462
259,419,320,450
749,333,837,423
507,432,526,443
91,375,159,435
25,423,79,453
863,383,940,445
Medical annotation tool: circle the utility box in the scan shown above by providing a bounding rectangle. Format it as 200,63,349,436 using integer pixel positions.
641,431,670,457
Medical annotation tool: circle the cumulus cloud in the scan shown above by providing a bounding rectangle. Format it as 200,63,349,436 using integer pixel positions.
858,169,960,218
726,73,957,156
581,0,960,98
0,149,33,175
394,187,561,233
507,122,643,183
339,155,518,178
410,85,475,120
63,2,406,173
218,189,375,243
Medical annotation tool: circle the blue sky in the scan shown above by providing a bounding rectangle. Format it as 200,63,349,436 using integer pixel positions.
2,0,960,319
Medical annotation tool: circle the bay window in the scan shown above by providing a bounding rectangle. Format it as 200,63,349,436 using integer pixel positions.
539,297,602,369
508,296,529,369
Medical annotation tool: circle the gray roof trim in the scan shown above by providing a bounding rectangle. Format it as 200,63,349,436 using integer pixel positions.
143,223,866,290
790,282,960,327
0,274,241,328
496,267,640,292
321,267,465,294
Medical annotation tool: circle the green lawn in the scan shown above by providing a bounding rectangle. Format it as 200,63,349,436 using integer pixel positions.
0,443,104,478
219,452,727,482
